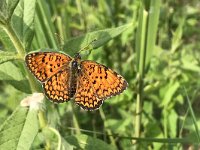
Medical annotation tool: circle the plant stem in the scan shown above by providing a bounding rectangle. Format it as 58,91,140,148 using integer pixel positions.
135,80,143,138
71,103,81,134
99,108,117,148
38,110,47,128
2,23,38,92
134,7,148,140
3,24,25,57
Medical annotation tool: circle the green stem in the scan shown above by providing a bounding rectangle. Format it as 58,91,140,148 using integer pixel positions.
2,23,38,92
38,110,47,128
135,8,148,139
48,127,62,150
99,108,117,148
71,103,81,134
3,24,25,57
135,83,142,138
38,108,51,149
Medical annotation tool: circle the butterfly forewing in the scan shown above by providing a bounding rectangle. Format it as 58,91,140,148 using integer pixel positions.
25,52,72,82
80,60,128,100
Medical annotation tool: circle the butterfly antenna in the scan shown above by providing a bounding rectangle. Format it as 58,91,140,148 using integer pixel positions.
78,39,97,53
55,33,64,51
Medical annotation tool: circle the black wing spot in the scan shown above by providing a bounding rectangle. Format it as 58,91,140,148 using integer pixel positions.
42,57,45,63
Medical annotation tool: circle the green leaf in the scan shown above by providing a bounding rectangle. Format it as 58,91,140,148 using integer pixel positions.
41,127,73,150
171,18,184,53
31,0,58,50
0,51,19,64
136,8,148,74
11,0,36,49
0,62,24,81
61,137,73,150
0,61,31,93
63,23,132,55
0,28,16,51
105,118,132,134
185,88,200,143
7,80,31,93
0,0,20,24
145,0,161,67
168,109,178,137
0,106,39,150
160,81,180,106
66,134,115,150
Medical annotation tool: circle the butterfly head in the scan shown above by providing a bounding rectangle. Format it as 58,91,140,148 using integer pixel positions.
73,53,81,70
74,53,81,61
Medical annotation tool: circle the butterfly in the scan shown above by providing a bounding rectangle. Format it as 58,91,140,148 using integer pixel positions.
25,51,128,110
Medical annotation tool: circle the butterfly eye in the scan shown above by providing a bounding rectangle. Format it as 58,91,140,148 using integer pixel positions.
72,61,78,68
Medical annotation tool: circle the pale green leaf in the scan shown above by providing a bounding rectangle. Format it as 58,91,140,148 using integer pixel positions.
0,106,39,150
0,61,24,81
161,81,180,106
11,0,36,49
0,51,19,64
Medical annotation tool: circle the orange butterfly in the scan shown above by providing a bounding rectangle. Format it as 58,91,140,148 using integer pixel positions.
25,52,128,110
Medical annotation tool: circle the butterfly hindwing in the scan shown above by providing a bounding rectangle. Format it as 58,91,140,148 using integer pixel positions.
43,67,71,102
74,70,103,110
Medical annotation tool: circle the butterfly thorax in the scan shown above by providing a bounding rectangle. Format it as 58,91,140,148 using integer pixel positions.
69,56,81,98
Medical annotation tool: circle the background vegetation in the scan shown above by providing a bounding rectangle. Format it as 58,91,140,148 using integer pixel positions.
0,0,200,149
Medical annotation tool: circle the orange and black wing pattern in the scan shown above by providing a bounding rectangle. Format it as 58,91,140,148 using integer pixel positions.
43,67,71,102
25,52,128,110
74,60,128,110
74,70,103,110
25,52,72,82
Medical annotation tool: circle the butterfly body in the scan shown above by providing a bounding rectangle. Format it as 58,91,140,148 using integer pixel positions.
25,51,128,110
68,55,80,98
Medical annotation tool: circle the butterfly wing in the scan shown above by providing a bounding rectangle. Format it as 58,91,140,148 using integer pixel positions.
25,52,72,82
74,60,128,110
43,67,71,102
74,70,103,110
80,60,128,100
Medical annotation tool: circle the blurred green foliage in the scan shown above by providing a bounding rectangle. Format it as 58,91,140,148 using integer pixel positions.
0,0,200,149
